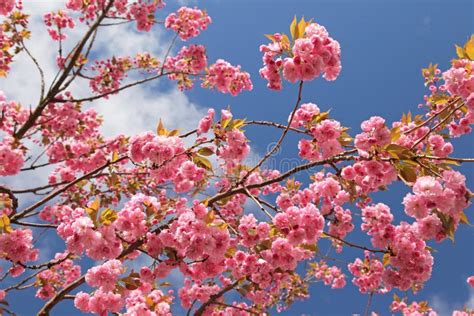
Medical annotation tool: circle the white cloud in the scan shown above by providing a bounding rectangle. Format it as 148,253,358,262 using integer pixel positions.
431,287,474,316
1,1,207,189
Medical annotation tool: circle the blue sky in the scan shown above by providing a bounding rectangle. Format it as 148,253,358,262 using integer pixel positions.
177,0,474,315
2,0,473,315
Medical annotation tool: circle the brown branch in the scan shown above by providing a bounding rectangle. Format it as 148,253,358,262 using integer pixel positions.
14,221,58,229
245,120,309,135
37,220,174,315
18,254,70,270
322,232,388,254
0,185,18,214
194,281,239,316
239,81,304,185
243,186,274,220
214,302,264,315
13,0,114,139
11,181,69,194
411,101,465,149
10,156,128,222
20,37,45,101
403,97,461,135
207,149,357,207
416,155,474,163
53,71,198,104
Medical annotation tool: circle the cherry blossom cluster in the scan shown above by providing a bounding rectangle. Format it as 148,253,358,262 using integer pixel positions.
419,60,474,138
85,259,124,291
354,116,391,154
360,204,434,291
124,286,173,315
0,136,24,176
217,129,250,169
238,213,270,247
0,0,15,15
203,59,253,96
348,251,384,293
74,289,122,315
197,108,215,135
403,171,469,227
0,91,28,134
309,261,346,289
88,53,161,94
164,44,207,90
89,56,133,96
390,298,437,316
361,203,394,248
35,253,81,300
43,10,75,41
384,222,433,291
165,6,211,41
115,193,156,242
1,4,474,315
158,206,231,279
56,207,123,260
260,23,341,90
0,8,28,77
179,279,221,309
0,228,38,264
443,59,474,101
66,0,164,32
273,203,324,245
129,132,208,193
342,160,397,196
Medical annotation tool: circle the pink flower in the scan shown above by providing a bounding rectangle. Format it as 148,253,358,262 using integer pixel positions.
203,59,253,96
197,109,215,135
0,289,6,301
85,260,124,292
0,0,15,16
43,10,75,41
165,7,211,41
260,22,341,89
468,276,474,288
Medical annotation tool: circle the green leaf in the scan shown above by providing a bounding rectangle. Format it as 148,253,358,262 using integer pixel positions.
264,34,276,42
390,126,401,142
300,243,318,253
297,17,306,39
385,144,414,160
290,16,297,39
156,119,167,136
221,117,232,129
460,211,471,226
398,164,417,183
464,35,474,60
281,34,291,49
100,208,118,226
436,211,456,241
312,110,331,124
86,198,100,225
456,44,466,59
168,129,180,137
393,293,400,303
197,147,214,156
230,119,246,130
383,253,391,267
193,156,213,171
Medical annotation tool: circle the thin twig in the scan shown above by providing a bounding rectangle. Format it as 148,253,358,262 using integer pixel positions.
10,156,128,221
411,101,465,149
323,232,388,254
239,81,304,185
207,149,357,207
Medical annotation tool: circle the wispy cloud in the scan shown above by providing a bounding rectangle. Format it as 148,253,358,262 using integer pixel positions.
431,287,474,315
1,1,207,189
